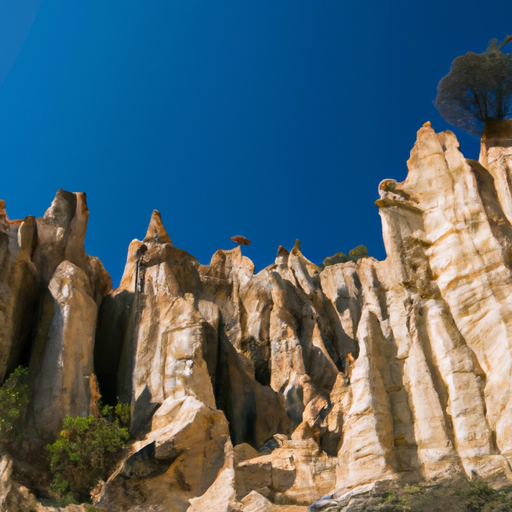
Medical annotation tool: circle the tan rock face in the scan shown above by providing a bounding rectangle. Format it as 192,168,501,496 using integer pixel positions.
234,438,336,506
32,190,111,301
0,191,111,444
97,213,296,510
0,211,39,382
29,261,99,438
97,396,232,512
373,123,512,484
7,122,512,509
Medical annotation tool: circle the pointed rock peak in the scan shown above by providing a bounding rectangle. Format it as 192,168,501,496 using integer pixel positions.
144,210,172,244
415,122,438,144
275,245,289,266
202,245,254,279
17,216,36,253
209,246,241,266
44,189,77,227
277,245,289,257
74,192,89,220
291,239,301,254
229,245,242,256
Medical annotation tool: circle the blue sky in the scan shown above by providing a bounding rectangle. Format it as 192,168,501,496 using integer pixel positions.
1,1,510,285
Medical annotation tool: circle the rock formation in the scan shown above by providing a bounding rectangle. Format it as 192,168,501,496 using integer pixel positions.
3,122,512,510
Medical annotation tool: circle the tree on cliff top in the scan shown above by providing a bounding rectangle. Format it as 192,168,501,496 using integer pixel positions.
434,35,512,136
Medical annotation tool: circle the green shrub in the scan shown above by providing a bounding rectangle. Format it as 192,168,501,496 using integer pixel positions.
405,485,423,495
322,245,369,269
99,402,131,428
47,404,130,502
383,491,396,503
0,366,29,441
114,402,131,427
323,252,351,267
458,481,510,512
348,244,369,260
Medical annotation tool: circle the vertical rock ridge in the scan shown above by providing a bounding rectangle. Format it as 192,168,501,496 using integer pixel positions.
336,309,396,489
7,123,512,509
479,120,512,228
377,123,512,482
0,191,111,449
29,261,98,439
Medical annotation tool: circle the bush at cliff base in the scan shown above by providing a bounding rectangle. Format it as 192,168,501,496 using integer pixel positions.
46,404,130,502
0,366,29,442
351,480,512,512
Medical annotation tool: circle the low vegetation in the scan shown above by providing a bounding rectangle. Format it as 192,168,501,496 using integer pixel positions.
343,479,512,512
0,366,29,443
0,367,131,505
46,403,130,503
319,244,369,270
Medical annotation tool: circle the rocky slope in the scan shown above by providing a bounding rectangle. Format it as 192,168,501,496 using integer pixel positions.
2,121,512,510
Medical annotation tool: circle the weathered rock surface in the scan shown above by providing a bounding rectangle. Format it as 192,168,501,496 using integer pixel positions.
29,261,99,438
0,455,99,512
5,122,512,509
0,191,111,441
0,203,39,382
234,438,336,505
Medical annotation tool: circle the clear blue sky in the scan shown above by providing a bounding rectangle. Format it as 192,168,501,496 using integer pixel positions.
1,1,509,285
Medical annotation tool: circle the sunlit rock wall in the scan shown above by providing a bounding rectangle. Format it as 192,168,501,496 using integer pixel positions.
2,122,512,511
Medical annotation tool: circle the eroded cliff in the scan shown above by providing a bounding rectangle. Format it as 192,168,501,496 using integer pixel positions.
2,122,512,510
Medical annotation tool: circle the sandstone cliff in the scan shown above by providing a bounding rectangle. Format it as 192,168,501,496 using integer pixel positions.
2,122,512,510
